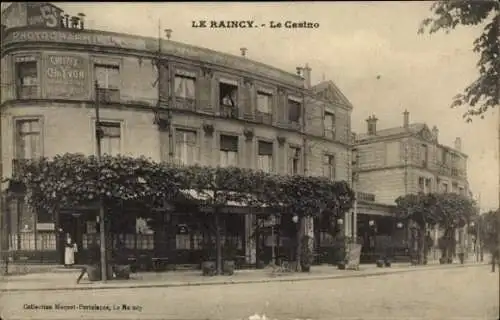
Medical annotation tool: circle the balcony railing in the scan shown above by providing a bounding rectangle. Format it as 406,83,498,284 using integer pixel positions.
324,129,335,140
96,88,120,103
16,85,38,99
220,104,239,119
174,97,196,111
255,111,272,125
357,192,375,202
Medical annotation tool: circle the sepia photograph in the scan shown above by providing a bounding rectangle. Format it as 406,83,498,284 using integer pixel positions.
0,1,499,320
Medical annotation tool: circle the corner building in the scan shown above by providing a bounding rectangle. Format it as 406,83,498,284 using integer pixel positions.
0,3,353,265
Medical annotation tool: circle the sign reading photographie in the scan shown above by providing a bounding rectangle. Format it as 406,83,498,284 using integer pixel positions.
44,54,89,99
7,30,147,50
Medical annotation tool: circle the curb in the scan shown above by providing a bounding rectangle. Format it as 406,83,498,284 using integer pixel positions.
0,263,486,293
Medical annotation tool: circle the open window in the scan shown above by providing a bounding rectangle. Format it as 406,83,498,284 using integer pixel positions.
219,81,238,118
16,60,38,99
288,98,301,124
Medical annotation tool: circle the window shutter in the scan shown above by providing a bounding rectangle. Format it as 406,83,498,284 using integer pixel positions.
242,82,253,116
198,76,213,112
158,64,169,104
276,91,285,123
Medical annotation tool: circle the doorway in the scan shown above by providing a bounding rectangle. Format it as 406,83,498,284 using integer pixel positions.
59,213,84,265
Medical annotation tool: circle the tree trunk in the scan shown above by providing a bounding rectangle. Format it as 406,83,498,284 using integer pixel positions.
295,217,303,272
214,211,222,275
418,227,426,265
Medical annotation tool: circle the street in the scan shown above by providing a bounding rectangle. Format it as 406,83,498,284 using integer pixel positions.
1,266,498,320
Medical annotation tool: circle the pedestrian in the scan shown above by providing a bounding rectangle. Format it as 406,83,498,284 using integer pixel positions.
64,233,76,267
491,245,499,273
76,238,100,283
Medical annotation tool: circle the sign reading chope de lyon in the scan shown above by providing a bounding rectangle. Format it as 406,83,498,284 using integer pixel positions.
44,54,88,99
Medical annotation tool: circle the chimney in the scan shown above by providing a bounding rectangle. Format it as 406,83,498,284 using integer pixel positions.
302,63,311,89
432,126,439,141
164,29,172,40
403,109,409,128
296,67,303,77
240,47,247,57
454,137,462,151
366,115,378,135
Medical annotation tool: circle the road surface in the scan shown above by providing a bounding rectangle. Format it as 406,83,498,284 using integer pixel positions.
1,265,498,320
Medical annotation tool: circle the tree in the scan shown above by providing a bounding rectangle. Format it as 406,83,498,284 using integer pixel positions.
396,192,477,264
475,210,499,253
395,193,440,264
4,153,355,274
419,1,499,121
432,193,477,260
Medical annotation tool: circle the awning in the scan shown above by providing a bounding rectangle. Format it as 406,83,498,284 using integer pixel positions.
179,189,270,208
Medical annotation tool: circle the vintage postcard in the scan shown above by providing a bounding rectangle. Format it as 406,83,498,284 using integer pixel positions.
0,1,499,320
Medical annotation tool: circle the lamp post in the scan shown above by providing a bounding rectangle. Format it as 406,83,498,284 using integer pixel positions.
292,214,299,269
94,80,108,282
270,214,276,265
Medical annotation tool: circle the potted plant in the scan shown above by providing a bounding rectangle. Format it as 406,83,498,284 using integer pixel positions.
222,242,237,276
300,235,313,272
201,241,216,276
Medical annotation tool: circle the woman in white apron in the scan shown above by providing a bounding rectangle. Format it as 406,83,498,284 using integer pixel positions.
64,233,76,267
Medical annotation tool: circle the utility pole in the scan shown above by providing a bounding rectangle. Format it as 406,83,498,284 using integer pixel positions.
153,20,174,163
94,80,107,282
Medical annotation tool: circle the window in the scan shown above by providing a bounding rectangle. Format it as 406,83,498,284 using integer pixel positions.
95,64,120,102
98,121,121,156
257,92,272,114
257,141,273,173
458,186,464,196
425,178,432,193
322,154,336,180
420,144,428,167
174,75,196,100
16,61,38,99
289,147,301,175
418,177,425,193
441,149,448,165
15,119,41,159
220,135,239,167
288,99,301,123
442,183,449,193
175,129,198,165
219,81,238,118
324,112,336,139
452,183,458,194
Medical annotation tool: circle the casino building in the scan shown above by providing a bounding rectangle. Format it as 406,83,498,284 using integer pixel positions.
0,2,360,267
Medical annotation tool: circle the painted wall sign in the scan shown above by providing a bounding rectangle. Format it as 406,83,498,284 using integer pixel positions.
44,54,88,99
9,30,147,50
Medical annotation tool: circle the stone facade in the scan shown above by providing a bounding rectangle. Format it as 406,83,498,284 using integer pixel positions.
0,5,353,264
354,112,469,206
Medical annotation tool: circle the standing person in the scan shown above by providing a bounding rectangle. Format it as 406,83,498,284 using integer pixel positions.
491,245,499,272
64,233,75,267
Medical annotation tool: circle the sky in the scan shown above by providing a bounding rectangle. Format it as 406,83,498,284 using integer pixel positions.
38,2,499,211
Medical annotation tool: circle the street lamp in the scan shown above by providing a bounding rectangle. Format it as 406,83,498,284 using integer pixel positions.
292,214,299,224
396,222,404,229
269,214,277,265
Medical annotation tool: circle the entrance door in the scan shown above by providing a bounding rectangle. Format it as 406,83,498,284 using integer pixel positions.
59,213,84,264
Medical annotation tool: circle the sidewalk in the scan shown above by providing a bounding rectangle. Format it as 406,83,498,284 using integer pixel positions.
0,260,487,293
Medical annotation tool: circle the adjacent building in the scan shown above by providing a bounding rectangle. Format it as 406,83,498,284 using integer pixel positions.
353,110,470,261
0,3,353,265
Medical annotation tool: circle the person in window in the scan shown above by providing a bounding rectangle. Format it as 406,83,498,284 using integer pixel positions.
64,233,76,267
